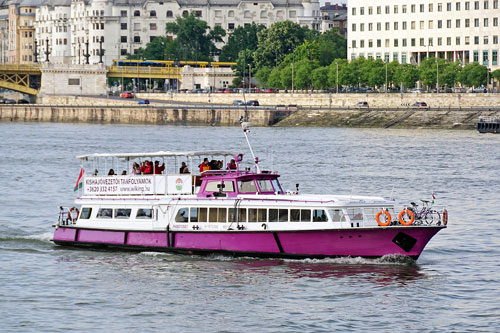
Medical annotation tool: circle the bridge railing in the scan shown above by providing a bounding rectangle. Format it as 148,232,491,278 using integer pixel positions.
107,66,182,78
0,63,42,72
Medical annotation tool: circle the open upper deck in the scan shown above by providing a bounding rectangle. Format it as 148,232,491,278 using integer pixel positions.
76,150,283,197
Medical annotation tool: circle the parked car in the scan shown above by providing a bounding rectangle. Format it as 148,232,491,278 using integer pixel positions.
275,104,287,110
138,99,150,105
120,92,133,98
3,99,16,104
412,101,429,109
232,100,244,106
470,87,487,93
17,99,30,104
355,101,369,108
246,100,259,106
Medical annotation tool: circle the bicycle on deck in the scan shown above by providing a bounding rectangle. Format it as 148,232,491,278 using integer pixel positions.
399,200,442,225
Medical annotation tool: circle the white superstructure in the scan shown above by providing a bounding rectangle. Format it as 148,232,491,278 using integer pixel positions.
348,0,500,70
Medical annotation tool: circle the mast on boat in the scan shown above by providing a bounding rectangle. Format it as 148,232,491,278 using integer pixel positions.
240,119,261,174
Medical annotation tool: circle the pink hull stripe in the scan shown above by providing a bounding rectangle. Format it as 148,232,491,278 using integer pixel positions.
127,232,167,247
174,233,280,253
53,227,443,257
53,228,76,241
78,229,125,244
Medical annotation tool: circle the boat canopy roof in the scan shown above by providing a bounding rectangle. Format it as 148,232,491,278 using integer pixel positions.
76,150,237,160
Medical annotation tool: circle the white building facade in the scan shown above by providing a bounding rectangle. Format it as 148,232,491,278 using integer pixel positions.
348,0,500,70
31,0,320,66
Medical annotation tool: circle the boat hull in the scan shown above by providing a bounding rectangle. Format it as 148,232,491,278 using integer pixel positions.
52,226,445,259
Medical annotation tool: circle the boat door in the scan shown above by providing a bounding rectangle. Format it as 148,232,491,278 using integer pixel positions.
152,204,168,230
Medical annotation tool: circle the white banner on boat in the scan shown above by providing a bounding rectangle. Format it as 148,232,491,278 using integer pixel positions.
83,175,192,195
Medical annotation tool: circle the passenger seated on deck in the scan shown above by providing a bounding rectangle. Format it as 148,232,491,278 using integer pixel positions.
154,161,165,174
199,158,211,172
179,162,189,174
121,170,127,175
108,169,115,175
142,161,153,174
227,159,237,170
210,159,222,170
131,162,140,175
93,169,98,176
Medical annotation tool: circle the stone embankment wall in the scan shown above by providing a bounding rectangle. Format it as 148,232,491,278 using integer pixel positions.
0,96,275,126
136,91,500,108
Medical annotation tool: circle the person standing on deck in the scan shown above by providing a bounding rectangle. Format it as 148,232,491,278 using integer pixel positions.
199,158,211,172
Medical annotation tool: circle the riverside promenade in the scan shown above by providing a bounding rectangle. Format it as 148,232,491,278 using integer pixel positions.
1,93,499,129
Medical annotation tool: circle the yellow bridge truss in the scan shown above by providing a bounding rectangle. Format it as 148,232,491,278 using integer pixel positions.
0,64,42,95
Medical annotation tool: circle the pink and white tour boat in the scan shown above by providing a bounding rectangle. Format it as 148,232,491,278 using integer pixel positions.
53,123,447,260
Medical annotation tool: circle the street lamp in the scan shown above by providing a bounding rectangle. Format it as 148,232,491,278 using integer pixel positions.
436,59,439,93
336,61,339,94
385,61,388,93
248,64,251,90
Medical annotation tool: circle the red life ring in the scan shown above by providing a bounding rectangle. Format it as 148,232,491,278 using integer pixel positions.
398,209,415,226
68,207,80,222
442,209,448,226
376,210,391,226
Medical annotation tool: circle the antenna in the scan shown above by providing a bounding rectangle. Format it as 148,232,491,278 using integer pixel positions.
240,119,261,173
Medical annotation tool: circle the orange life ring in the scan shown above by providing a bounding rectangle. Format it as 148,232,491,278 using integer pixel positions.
442,209,448,226
398,209,415,226
68,207,80,222
376,210,391,226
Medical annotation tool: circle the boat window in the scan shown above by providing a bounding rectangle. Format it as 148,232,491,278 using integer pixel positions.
258,209,267,222
238,208,247,222
80,207,92,219
115,208,131,219
228,208,236,222
313,209,328,222
347,208,363,221
271,179,283,193
205,180,235,192
248,208,258,222
257,179,274,192
218,208,227,223
97,208,113,219
175,208,189,222
290,209,300,222
279,209,288,222
238,180,258,193
190,207,198,222
328,209,343,222
198,207,208,222
269,209,278,222
137,208,153,219
209,207,218,222
301,209,311,222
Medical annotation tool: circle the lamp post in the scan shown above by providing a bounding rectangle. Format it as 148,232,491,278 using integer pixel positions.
336,61,339,93
248,64,251,90
291,52,294,91
385,61,388,93
436,59,439,93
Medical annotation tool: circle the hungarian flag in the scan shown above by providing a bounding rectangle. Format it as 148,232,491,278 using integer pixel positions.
74,168,85,192
432,193,436,204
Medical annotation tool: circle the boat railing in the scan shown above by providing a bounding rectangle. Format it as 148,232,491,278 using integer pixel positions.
479,116,500,122
57,206,78,226
79,174,194,196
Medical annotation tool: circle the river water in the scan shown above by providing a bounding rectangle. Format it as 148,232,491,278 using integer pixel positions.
0,122,499,332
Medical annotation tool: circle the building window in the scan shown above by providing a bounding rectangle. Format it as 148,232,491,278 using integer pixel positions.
494,35,499,44
474,36,479,44
456,19,461,28
167,11,173,17
352,24,356,31
394,22,398,30
150,10,156,17
384,53,390,62
360,40,364,48
465,36,470,45
493,50,498,65
402,5,407,13
438,37,442,45
420,38,425,46
352,40,356,48
484,18,489,27
484,0,489,8
411,21,415,29
429,20,433,29
377,39,381,47
121,10,127,17
394,5,398,13
134,10,140,16
411,4,416,12
368,40,373,47
411,38,416,46
456,2,461,10
134,36,141,43
447,2,452,11
420,21,424,29
393,52,398,61
466,2,471,10
403,38,407,47
474,18,479,27
385,39,390,47
394,39,398,47
456,37,461,45
438,3,443,11
121,23,127,30
385,22,390,30
228,23,234,30
369,7,373,15
289,10,296,18
494,0,499,8
494,17,498,26
121,36,127,42
438,20,442,28
484,36,489,44
68,78,80,85
377,22,381,31
474,1,479,9
483,50,489,65
429,3,433,11
150,23,157,30
150,36,156,42
385,5,390,14
121,49,127,56
447,20,452,28
375,6,379,14
195,10,202,17
182,10,188,17
134,23,140,31
447,37,452,45
369,23,373,31
402,53,407,64
473,50,479,62
352,7,356,15
360,7,364,15
465,19,470,27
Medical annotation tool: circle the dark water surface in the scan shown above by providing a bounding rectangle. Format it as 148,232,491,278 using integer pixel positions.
1,123,499,332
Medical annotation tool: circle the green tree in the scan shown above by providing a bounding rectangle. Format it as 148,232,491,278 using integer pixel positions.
311,66,330,90
280,65,293,89
316,28,347,66
220,23,265,62
267,67,283,89
393,64,419,89
255,66,272,87
294,59,319,89
166,12,225,61
492,69,500,91
458,62,488,87
254,21,308,69
328,59,349,88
